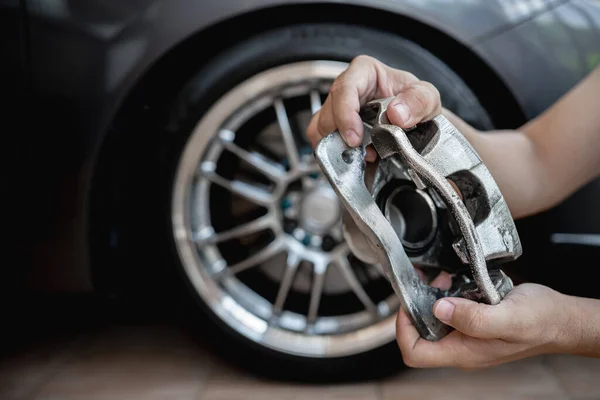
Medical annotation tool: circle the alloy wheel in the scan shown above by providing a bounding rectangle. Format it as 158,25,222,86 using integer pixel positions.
171,61,399,358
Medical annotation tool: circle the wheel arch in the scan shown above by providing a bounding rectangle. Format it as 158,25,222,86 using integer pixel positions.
101,3,527,137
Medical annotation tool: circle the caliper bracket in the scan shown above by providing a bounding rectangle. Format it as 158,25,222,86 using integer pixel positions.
314,97,522,341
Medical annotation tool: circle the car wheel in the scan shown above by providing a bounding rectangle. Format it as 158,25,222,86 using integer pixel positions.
164,23,494,382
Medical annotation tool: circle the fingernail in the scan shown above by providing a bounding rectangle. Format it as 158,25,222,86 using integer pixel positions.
343,129,360,147
434,299,454,322
393,102,411,125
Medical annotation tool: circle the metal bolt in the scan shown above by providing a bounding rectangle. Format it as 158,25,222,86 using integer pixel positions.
280,197,291,210
293,228,305,241
310,235,323,247
321,235,337,252
302,233,312,246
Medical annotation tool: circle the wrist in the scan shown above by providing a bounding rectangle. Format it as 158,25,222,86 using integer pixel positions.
547,292,581,354
569,296,600,357
552,293,600,357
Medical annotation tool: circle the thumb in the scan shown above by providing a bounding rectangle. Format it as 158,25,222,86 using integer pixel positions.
386,80,441,129
433,297,512,339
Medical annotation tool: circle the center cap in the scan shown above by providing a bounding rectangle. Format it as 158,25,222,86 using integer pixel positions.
299,186,341,235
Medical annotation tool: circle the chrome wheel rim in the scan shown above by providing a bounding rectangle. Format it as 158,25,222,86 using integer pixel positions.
172,61,399,358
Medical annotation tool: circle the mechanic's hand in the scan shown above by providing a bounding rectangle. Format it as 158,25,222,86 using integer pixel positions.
307,55,441,162
396,283,571,370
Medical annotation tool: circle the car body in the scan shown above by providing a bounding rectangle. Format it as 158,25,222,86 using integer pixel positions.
4,0,600,381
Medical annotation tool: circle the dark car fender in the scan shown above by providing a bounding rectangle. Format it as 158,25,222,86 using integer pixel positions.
24,0,568,165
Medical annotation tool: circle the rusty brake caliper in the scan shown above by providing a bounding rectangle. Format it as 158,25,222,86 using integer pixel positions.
314,97,522,341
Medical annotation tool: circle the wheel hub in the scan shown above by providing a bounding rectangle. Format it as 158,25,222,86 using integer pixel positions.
299,185,341,235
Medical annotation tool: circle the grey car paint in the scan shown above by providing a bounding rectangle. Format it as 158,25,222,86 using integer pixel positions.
474,0,600,119
24,0,578,158
14,0,600,291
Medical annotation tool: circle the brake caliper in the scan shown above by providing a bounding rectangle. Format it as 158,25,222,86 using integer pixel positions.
314,97,522,341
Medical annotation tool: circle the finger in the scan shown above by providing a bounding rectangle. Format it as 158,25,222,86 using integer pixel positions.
308,96,355,146
318,56,378,147
397,308,464,368
430,271,452,291
415,268,427,282
313,55,420,148
396,306,422,361
365,146,377,162
313,90,363,147
307,109,323,148
387,80,441,128
447,179,464,200
329,79,366,147
309,99,335,144
308,110,378,162
433,297,512,339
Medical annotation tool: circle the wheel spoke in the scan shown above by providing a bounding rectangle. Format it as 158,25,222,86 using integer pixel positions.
298,160,321,175
274,98,300,170
219,130,286,183
372,263,389,280
310,90,322,115
200,162,274,206
195,215,275,245
226,238,286,275
307,261,328,326
272,252,301,315
336,255,378,315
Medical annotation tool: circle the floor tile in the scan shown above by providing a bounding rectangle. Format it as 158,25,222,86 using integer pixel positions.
544,354,600,399
200,357,381,400
381,356,569,400
0,336,83,400
35,325,213,400
5,322,600,400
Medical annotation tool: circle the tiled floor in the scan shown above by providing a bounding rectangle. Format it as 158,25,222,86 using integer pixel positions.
1,322,599,400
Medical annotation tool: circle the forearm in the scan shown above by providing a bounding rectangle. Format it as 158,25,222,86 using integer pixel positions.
521,66,600,212
442,66,600,219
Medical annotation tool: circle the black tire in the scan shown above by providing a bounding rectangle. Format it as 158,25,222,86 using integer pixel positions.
160,23,494,382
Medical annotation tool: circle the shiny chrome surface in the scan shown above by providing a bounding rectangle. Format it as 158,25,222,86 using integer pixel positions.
172,61,399,357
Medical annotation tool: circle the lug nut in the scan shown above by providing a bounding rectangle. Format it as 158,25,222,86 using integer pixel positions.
310,235,323,247
321,235,337,251
293,228,305,241
284,220,297,233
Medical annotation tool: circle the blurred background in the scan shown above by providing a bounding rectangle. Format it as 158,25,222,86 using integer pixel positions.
2,0,600,398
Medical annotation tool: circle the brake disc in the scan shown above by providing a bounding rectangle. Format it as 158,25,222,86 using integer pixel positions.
314,97,522,341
